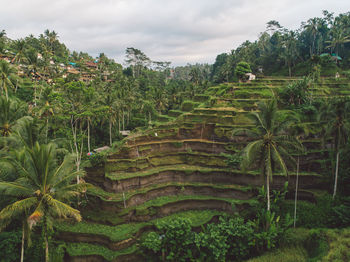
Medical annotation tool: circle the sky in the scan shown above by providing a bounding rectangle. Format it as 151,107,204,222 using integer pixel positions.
1,0,349,66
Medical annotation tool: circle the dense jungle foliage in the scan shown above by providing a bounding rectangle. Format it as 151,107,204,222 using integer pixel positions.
0,10,350,262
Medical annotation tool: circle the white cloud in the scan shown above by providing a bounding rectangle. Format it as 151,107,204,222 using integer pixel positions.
1,0,349,65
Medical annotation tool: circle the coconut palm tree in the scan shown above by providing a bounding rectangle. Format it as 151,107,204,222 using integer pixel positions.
318,98,350,199
11,39,27,65
280,30,298,77
304,18,320,56
326,27,350,56
0,96,26,138
0,60,17,100
237,99,302,210
0,142,86,262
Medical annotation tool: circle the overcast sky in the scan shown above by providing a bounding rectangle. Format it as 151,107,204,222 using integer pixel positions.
1,0,349,66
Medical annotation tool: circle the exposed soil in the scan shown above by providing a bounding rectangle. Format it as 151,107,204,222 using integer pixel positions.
58,225,155,251
102,169,324,193
92,184,255,212
123,199,237,223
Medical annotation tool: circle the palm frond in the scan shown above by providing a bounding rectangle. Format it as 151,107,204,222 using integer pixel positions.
44,195,81,222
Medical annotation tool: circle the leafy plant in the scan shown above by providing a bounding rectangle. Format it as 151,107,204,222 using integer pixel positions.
235,61,252,81
221,152,242,169
141,218,195,262
88,152,107,167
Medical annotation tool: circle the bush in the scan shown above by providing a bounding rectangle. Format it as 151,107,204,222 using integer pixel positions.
235,61,252,80
88,152,107,167
221,152,242,169
196,216,255,261
141,218,195,262
278,77,311,107
0,231,21,262
281,195,333,228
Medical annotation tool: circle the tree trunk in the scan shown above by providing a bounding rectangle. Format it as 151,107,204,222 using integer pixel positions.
294,157,300,228
333,151,340,199
45,118,49,143
109,118,112,146
267,173,270,211
34,83,37,107
288,63,292,77
21,223,25,262
45,235,49,262
122,111,125,131
87,119,91,152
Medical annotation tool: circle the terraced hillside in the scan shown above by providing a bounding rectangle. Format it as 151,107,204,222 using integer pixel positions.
60,77,348,261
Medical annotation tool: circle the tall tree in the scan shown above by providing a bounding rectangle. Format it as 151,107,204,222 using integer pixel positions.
0,60,17,100
280,30,298,77
319,98,350,199
125,47,150,78
0,97,26,138
237,100,302,210
0,142,85,262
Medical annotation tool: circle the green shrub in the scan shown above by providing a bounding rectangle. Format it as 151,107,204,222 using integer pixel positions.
89,152,107,167
196,216,255,261
141,218,195,262
221,152,242,169
281,195,333,228
305,229,329,262
0,231,21,262
235,61,252,80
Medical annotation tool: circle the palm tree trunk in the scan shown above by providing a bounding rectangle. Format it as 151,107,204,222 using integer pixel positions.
87,119,91,152
34,82,37,107
45,235,49,262
267,173,270,211
109,118,112,146
333,151,340,199
288,62,292,77
293,157,300,228
45,118,49,143
21,222,25,262
122,111,125,131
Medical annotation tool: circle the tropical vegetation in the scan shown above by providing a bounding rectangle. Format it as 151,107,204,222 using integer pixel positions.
0,9,350,262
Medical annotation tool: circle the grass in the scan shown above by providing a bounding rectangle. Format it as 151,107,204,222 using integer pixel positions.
245,246,308,262
106,163,233,181
56,221,148,242
57,210,227,243
88,181,252,202
245,227,350,262
322,228,350,262
65,242,137,261
121,195,257,217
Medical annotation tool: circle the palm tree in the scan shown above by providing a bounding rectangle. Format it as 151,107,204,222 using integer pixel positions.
0,96,26,137
44,30,59,55
11,39,27,65
304,18,319,56
35,86,55,142
0,60,17,100
237,100,302,210
318,98,350,199
326,27,350,56
24,48,41,106
280,30,298,77
0,142,86,262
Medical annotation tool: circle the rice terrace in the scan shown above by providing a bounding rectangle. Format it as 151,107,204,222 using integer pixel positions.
0,1,350,261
